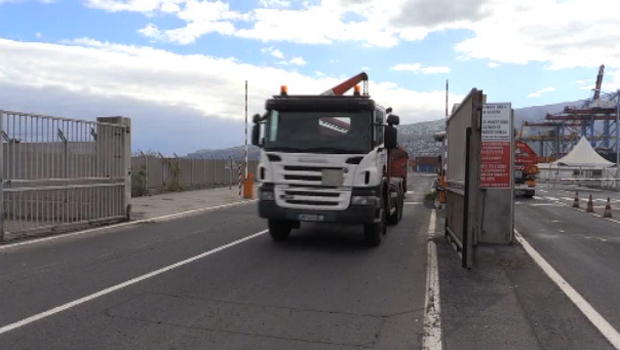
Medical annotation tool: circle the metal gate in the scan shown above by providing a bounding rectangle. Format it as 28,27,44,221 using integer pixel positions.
445,89,483,268
0,111,131,241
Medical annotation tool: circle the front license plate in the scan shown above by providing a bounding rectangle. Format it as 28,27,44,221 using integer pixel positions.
298,214,325,222
322,169,344,186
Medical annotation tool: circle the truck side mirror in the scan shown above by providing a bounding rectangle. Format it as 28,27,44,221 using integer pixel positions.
252,113,262,123
387,114,400,126
385,126,397,150
251,124,260,147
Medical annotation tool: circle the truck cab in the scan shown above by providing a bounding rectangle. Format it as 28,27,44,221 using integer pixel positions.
251,91,405,246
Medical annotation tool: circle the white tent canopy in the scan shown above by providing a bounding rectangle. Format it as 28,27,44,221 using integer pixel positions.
553,136,615,168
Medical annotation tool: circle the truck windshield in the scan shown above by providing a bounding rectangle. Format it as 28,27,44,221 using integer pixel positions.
264,111,372,154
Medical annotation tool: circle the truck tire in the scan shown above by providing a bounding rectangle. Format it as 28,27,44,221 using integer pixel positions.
398,192,404,222
364,196,387,246
388,187,402,226
268,219,292,241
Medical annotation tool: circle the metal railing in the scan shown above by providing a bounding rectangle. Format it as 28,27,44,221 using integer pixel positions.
0,111,131,241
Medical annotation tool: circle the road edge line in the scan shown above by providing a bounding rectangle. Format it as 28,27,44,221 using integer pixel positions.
0,200,256,250
422,209,442,350
515,229,620,349
0,229,267,336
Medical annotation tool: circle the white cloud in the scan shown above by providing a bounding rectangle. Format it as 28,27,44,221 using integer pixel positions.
392,63,450,74
35,32,42,39
288,57,307,66
261,46,284,59
0,38,458,130
138,23,162,39
527,87,556,98
82,0,620,70
455,0,620,70
315,71,325,76
134,1,244,44
578,70,620,93
258,0,290,8
362,66,370,71
278,56,308,66
488,62,500,68
161,1,180,13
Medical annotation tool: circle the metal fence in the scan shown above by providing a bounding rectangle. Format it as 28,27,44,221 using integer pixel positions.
130,154,258,195
445,89,483,268
539,166,620,191
0,111,131,241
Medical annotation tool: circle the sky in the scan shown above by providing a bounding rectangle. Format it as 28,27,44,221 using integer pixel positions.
0,0,619,154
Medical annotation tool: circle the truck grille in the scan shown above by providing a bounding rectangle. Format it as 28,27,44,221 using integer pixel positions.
274,164,352,210
284,175,322,182
274,186,351,210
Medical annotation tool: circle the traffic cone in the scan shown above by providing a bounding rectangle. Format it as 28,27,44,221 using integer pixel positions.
604,197,613,218
586,194,594,213
573,192,580,208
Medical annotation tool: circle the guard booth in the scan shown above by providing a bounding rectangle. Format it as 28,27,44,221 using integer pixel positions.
445,90,515,268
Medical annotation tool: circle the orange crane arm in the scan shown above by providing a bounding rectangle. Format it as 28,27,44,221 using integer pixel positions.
321,72,368,96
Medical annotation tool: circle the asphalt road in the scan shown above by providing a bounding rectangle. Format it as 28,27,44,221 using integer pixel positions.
515,191,620,339
0,175,434,350
531,183,620,213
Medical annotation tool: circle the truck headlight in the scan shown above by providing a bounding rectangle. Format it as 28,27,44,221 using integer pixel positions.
351,196,379,206
260,191,274,200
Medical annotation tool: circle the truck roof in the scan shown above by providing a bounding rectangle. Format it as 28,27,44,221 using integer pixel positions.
266,95,376,112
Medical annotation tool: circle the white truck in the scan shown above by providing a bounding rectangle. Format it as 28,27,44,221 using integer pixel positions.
250,73,406,246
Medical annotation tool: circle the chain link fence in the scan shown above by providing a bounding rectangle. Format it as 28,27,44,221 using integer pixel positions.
131,153,258,196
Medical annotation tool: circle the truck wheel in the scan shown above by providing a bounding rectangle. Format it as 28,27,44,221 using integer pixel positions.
268,219,292,241
364,197,387,246
388,189,402,226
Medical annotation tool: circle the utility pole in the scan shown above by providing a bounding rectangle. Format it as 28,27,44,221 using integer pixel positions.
445,79,449,119
616,89,619,191
245,80,249,180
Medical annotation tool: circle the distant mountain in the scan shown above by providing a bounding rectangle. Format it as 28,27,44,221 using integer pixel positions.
189,100,584,159
397,120,445,157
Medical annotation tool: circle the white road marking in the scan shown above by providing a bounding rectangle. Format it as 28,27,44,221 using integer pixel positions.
0,229,267,336
407,191,415,195
515,230,620,349
422,210,442,350
548,199,620,225
594,199,607,202
531,203,563,207
562,197,573,201
404,202,423,205
545,196,560,201
539,189,548,193
533,196,544,200
0,200,256,251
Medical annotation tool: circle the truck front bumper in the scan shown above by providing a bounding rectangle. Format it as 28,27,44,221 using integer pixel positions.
258,200,380,224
